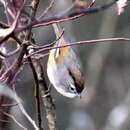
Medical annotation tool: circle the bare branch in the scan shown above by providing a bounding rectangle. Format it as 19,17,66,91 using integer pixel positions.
0,83,39,130
15,0,119,32
36,63,57,130
2,111,28,130
0,0,25,45
0,0,15,21
0,11,19,39
26,37,130,59
38,0,55,19
18,100,40,130
1,103,18,107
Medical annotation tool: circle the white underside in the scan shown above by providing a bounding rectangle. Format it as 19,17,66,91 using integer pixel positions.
47,63,77,98
47,47,81,98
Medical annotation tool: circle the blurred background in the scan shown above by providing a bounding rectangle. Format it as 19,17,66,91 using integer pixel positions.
0,0,130,130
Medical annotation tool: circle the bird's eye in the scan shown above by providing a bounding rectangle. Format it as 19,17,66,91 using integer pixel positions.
70,87,75,92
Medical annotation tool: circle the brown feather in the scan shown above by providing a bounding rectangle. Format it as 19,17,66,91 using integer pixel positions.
55,40,70,64
68,66,84,94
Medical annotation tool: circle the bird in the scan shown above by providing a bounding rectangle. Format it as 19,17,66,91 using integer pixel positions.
47,23,84,98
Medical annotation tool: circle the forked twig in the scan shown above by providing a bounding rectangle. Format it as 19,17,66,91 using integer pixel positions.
15,0,119,32
2,111,28,130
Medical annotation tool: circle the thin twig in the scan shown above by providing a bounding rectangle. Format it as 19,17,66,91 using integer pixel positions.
0,1,43,128
1,102,18,107
26,51,43,130
23,53,50,64
0,45,20,58
25,28,64,52
15,0,119,32
2,111,28,130
0,4,27,129
12,82,40,130
26,37,130,58
0,0,15,20
1,0,10,24
23,0,43,130
31,29,64,49
0,119,11,123
0,1,25,45
38,0,55,19
27,2,58,129
18,100,39,130
0,2,27,83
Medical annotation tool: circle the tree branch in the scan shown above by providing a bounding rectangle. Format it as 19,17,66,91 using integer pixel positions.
25,37,130,59
15,0,119,32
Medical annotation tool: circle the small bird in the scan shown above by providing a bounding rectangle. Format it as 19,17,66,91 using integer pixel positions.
47,24,84,98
